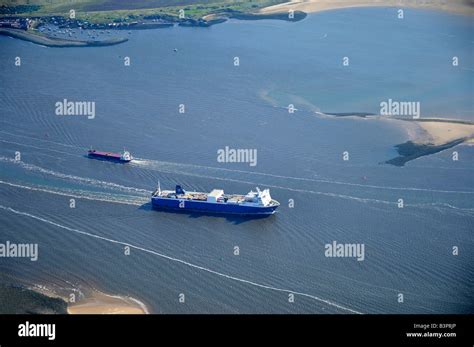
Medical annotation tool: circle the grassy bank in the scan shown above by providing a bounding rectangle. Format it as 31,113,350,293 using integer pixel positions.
1,0,288,23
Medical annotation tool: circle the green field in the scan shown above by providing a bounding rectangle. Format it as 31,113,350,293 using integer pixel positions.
0,0,286,22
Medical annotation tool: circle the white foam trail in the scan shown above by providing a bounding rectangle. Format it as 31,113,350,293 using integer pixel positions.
2,157,471,212
142,167,474,212
90,291,149,314
409,202,474,214
2,128,471,193
0,180,146,206
0,130,82,149
132,158,474,194
0,139,81,158
0,157,149,195
129,296,150,314
4,177,470,216
0,156,394,205
136,163,396,206
0,205,362,314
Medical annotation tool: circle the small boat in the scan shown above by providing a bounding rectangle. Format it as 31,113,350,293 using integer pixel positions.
87,149,133,162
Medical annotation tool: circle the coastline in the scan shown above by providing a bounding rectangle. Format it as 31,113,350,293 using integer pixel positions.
385,138,467,166
0,9,305,48
0,283,67,314
10,283,149,314
259,0,474,16
67,290,149,314
385,118,474,166
31,284,148,314
317,113,474,166
381,117,474,146
408,119,474,146
0,28,128,47
1,1,471,48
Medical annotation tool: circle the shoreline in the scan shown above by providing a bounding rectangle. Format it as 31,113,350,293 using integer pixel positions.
405,119,474,146
259,0,474,16
0,283,67,314
379,117,474,145
385,138,467,166
30,283,149,315
1,1,471,48
385,118,474,166
0,8,306,48
0,28,128,47
67,290,149,314
321,113,474,145
316,112,474,166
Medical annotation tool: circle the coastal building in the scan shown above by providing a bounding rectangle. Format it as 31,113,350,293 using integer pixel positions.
0,18,28,30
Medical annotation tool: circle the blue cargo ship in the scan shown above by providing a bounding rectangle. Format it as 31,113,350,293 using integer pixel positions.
151,184,279,215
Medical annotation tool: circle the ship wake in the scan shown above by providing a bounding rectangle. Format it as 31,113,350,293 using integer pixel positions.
0,204,362,314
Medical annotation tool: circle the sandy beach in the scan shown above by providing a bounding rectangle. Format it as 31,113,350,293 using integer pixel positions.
30,284,148,314
68,291,148,314
415,120,474,145
380,117,474,145
259,0,474,15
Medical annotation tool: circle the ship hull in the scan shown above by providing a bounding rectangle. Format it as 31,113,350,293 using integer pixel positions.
87,152,131,162
151,197,278,215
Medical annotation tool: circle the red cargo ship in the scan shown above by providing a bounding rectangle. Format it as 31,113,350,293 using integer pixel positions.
87,149,133,162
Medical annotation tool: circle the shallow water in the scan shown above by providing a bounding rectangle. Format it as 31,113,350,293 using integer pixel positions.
0,8,473,313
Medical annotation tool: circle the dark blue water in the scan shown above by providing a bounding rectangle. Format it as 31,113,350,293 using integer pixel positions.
0,8,473,313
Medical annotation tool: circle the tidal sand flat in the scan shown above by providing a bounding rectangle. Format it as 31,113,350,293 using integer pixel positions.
259,0,474,15
385,138,466,166
0,278,147,314
315,113,473,165
0,5,472,315
28,283,148,314
67,290,148,314
385,119,474,166
416,120,474,145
